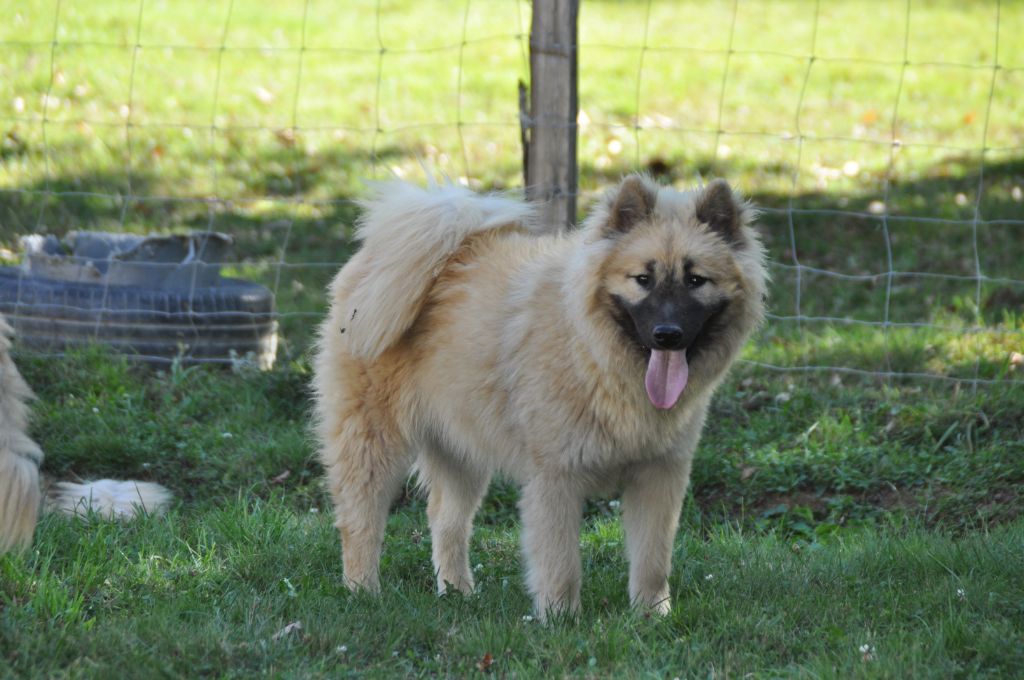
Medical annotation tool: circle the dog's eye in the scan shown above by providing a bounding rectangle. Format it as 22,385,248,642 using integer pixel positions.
633,274,653,289
685,274,708,289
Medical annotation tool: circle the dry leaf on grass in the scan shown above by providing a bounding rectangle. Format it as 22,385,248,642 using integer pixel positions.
271,621,303,641
476,652,494,672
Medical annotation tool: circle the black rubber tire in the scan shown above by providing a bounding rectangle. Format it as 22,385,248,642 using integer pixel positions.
0,267,278,366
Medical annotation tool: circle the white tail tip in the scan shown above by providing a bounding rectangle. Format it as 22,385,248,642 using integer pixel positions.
48,480,173,520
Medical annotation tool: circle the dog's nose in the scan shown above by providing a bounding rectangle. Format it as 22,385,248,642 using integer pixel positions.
652,324,685,350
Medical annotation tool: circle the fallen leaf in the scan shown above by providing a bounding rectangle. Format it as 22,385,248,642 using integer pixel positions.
275,128,297,147
860,109,880,125
253,85,275,104
271,620,302,641
476,652,494,672
270,469,291,484
740,466,758,481
743,392,771,411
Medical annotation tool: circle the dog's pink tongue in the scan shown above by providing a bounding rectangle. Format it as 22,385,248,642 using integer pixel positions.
645,350,689,409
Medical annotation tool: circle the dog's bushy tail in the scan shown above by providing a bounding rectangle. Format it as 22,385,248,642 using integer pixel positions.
47,480,173,520
344,181,538,359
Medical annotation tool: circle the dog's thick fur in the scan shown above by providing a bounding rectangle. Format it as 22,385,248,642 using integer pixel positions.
314,174,767,617
0,317,172,553
0,316,44,552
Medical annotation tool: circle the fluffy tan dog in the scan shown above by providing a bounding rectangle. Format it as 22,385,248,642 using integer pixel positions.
314,175,767,618
0,317,172,553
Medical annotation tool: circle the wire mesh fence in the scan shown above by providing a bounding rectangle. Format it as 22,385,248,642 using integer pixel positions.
0,0,1020,383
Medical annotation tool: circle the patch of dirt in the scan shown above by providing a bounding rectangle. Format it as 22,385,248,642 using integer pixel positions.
694,482,1023,531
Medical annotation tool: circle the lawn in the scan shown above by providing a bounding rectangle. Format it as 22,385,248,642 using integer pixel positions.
1,0,1023,677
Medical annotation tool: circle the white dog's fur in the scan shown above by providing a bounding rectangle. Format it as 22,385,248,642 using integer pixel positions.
47,480,173,520
0,316,172,553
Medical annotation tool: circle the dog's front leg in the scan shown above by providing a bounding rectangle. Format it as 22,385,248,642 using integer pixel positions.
622,456,693,615
519,473,584,621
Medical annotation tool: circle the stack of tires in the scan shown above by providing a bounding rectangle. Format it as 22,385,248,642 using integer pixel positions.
0,232,278,368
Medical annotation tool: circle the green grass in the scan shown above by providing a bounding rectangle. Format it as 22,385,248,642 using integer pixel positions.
1,0,1023,676
4,499,1024,678
1,350,1021,677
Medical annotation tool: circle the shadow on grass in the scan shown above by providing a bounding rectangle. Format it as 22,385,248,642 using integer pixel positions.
1,139,1021,363
0,140,409,251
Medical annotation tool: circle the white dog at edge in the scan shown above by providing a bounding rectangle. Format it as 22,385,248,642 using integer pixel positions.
0,316,171,554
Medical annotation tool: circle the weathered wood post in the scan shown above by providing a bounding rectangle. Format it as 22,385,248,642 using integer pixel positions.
522,0,579,230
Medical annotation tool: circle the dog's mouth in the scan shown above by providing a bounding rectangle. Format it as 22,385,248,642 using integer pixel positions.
610,294,728,410
622,325,724,411
644,349,689,410
627,342,689,410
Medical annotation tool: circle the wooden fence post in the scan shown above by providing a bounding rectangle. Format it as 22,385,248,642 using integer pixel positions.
522,0,579,230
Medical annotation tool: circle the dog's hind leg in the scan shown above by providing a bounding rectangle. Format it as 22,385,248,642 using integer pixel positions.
622,456,692,615
322,417,410,594
418,448,490,595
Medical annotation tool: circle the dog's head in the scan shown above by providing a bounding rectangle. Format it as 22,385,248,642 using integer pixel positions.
588,174,767,409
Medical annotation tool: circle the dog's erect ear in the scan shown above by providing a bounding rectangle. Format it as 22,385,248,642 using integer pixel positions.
695,178,745,246
606,175,656,234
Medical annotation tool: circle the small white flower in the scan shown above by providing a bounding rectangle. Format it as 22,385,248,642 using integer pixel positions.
92,407,99,413
956,588,966,601
309,507,319,514
859,644,875,661
704,573,714,581
473,563,483,572
221,432,233,439
608,499,621,508
391,650,398,657
336,645,348,654
522,614,534,623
